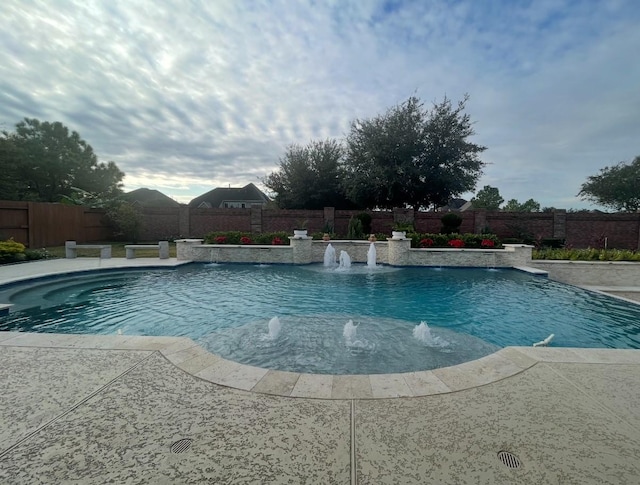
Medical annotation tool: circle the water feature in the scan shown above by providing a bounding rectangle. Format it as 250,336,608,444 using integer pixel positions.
343,319,358,341
413,321,449,347
338,251,351,270
267,316,281,339
2,265,640,374
323,244,337,268
367,243,377,268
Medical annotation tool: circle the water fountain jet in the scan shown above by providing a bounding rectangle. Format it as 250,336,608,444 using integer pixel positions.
268,316,282,339
323,244,337,268
367,243,377,268
338,251,351,270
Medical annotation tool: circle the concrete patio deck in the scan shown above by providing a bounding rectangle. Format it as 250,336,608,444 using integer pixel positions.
1,259,640,483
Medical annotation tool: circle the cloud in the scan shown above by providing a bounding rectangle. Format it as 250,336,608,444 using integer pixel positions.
1,0,639,209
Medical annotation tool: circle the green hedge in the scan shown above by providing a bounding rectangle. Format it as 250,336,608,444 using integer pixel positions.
533,248,640,261
0,239,26,263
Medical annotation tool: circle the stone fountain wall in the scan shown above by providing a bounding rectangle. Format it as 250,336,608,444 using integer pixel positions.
176,237,533,268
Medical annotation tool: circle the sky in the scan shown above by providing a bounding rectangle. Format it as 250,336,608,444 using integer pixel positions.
2,0,639,209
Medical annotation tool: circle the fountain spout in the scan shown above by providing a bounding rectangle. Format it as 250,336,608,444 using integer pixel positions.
338,250,351,270
367,243,377,267
268,316,282,339
323,244,337,267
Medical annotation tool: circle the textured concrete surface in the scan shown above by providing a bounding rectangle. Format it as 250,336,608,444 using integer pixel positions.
1,337,640,484
0,349,351,484
2,259,640,483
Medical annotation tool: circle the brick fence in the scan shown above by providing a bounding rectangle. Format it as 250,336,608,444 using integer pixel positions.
1,201,639,250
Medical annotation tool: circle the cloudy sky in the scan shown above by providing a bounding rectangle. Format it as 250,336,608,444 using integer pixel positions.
2,0,639,208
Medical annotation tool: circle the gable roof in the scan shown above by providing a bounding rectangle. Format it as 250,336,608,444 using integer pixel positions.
188,183,270,208
121,188,181,208
438,198,472,212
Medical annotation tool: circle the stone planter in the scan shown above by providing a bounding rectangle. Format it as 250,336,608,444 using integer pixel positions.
293,229,308,239
391,231,406,240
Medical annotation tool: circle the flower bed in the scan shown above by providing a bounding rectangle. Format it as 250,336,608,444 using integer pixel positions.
410,232,501,249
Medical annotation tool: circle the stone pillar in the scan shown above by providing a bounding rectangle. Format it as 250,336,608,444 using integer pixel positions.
387,238,411,266
393,207,414,227
474,209,487,233
289,236,313,264
250,204,263,233
502,244,533,267
176,239,203,260
553,210,566,240
323,207,335,232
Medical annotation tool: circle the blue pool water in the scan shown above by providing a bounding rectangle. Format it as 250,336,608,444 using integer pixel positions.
1,264,639,374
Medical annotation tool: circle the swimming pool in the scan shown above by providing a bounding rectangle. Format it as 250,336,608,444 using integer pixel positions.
1,263,639,374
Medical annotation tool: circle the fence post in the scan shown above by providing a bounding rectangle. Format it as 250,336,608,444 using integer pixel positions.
553,209,567,240
27,202,35,248
323,207,335,232
250,204,263,234
474,209,487,233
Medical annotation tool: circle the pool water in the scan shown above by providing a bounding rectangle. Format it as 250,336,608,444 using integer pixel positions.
1,264,639,374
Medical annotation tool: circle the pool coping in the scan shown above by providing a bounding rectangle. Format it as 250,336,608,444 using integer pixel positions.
2,331,640,399
1,258,640,400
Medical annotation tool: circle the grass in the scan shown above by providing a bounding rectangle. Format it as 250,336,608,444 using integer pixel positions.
44,242,177,259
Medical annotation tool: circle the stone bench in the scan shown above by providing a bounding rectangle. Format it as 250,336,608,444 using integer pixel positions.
65,241,112,259
125,241,170,259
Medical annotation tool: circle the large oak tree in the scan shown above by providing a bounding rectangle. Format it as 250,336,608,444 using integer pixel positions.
343,95,486,210
0,118,124,202
578,156,640,211
264,138,353,209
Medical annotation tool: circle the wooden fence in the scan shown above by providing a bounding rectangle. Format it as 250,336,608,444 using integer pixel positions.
1,200,639,250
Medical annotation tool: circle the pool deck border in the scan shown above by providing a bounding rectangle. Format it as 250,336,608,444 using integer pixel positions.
2,331,640,400
1,257,639,400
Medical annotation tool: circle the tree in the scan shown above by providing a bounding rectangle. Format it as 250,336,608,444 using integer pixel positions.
343,95,486,210
471,185,503,210
502,198,541,212
264,138,352,209
578,156,640,211
0,136,21,201
1,118,124,202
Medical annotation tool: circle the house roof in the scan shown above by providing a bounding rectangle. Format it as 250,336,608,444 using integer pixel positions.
188,183,270,208
438,198,472,212
121,188,181,208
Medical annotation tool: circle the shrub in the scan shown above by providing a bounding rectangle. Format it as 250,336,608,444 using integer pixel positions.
355,212,372,235
419,238,434,248
440,213,463,234
204,231,290,245
105,202,142,242
481,238,495,248
25,248,50,261
0,238,26,264
347,216,364,239
448,238,465,248
410,232,502,249
532,248,640,261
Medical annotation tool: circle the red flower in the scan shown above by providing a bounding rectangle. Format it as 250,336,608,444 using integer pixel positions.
272,237,283,245
420,238,434,248
448,239,465,248
214,236,227,244
481,239,495,248
240,236,252,245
